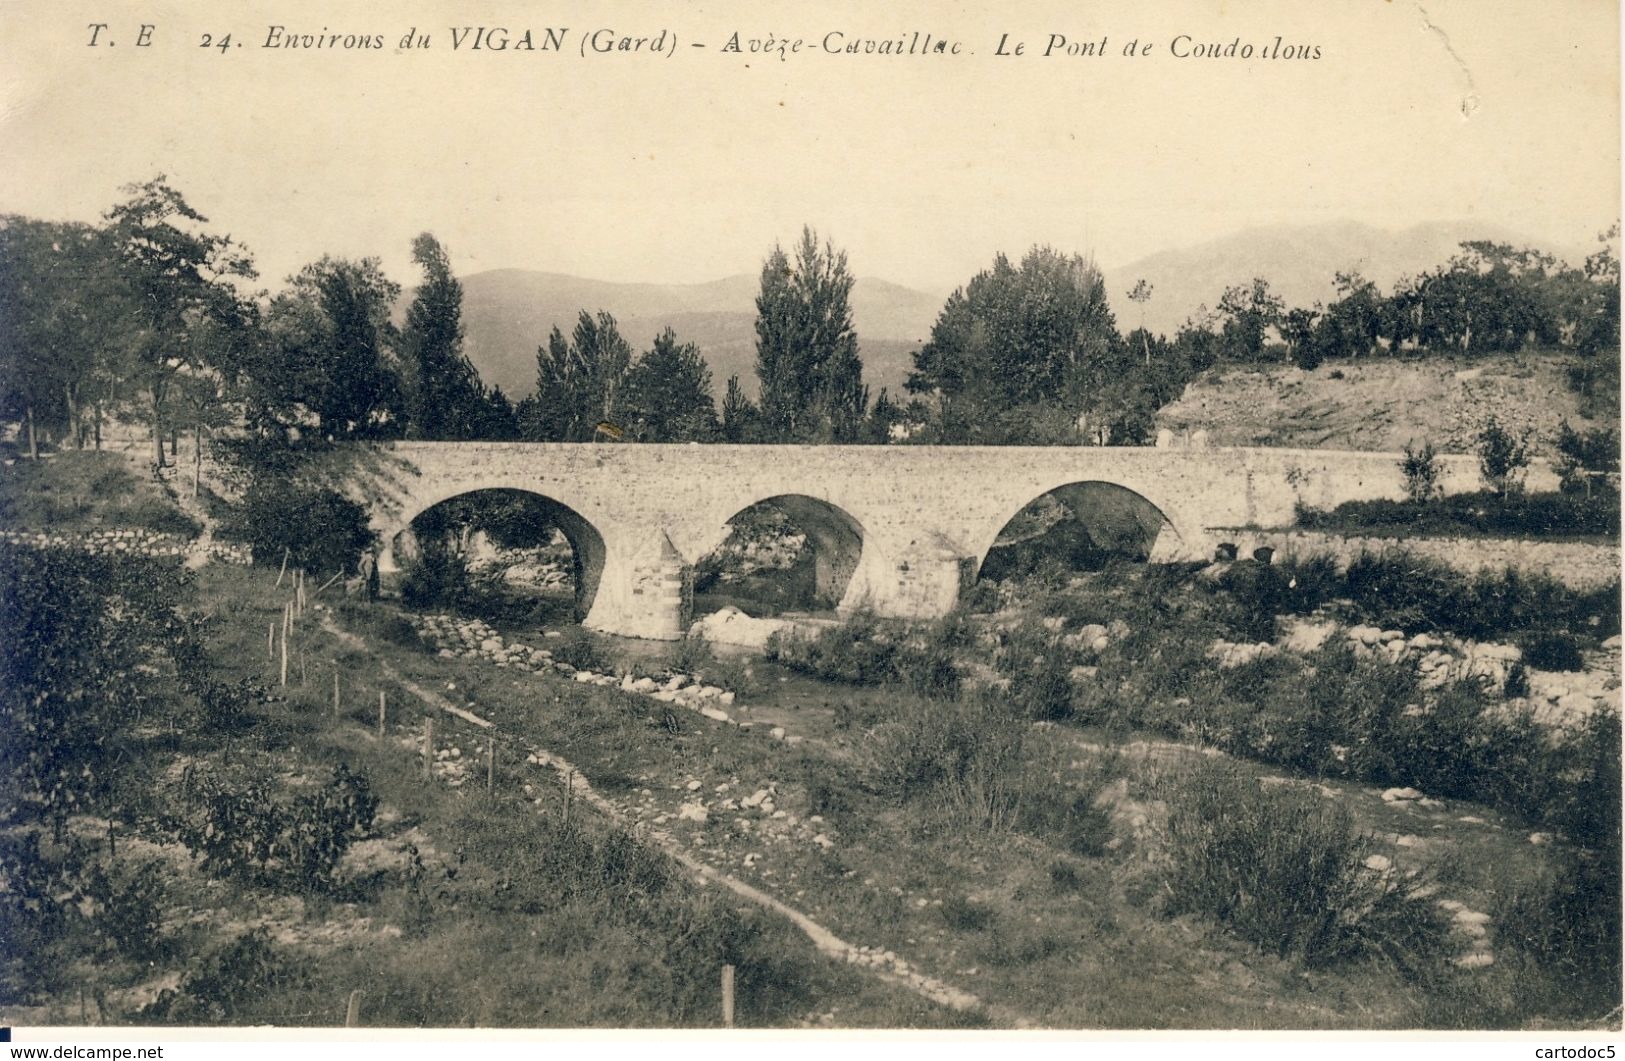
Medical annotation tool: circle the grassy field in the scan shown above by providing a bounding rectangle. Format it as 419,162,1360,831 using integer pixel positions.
0,451,200,537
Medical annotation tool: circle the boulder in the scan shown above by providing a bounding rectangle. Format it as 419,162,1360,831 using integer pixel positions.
1347,624,1384,647
688,607,802,650
1279,617,1337,654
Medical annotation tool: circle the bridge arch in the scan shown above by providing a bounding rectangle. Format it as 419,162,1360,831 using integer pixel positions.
973,479,1189,580
380,485,609,618
700,493,872,614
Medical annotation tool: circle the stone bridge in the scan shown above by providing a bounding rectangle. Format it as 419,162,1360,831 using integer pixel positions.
309,442,1521,641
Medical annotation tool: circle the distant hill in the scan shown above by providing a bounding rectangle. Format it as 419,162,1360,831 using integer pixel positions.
439,221,1600,403
1101,221,1594,338
443,270,944,401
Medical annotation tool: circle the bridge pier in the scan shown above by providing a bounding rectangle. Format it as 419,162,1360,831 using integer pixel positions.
582,531,694,641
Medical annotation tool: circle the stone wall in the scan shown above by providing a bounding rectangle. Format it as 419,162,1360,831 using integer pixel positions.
1231,529,1621,590
0,527,252,565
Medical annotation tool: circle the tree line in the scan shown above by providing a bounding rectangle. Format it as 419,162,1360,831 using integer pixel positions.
2,175,1618,462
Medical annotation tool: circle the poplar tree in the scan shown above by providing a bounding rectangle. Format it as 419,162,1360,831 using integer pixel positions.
401,233,486,438
752,227,867,442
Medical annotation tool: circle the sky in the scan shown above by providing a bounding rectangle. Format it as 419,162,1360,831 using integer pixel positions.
0,0,1618,294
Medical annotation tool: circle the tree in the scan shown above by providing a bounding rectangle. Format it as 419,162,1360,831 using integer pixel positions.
1280,307,1323,369
1554,420,1619,495
621,328,718,442
1127,279,1154,364
474,385,519,441
1316,271,1383,359
1215,278,1284,360
753,227,867,442
907,246,1118,444
171,303,256,495
1400,439,1443,503
400,233,486,439
525,312,632,441
268,256,404,438
1477,416,1531,497
103,177,257,467
0,218,139,457
719,374,758,443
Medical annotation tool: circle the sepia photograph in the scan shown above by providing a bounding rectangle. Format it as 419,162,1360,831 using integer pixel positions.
0,0,1620,1044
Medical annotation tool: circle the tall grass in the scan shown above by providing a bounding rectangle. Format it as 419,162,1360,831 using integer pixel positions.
1155,760,1448,972
858,693,1113,855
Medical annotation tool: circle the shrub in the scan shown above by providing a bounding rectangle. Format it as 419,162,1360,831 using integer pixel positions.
1156,760,1447,971
672,631,714,675
174,764,378,891
861,694,1029,829
232,478,374,577
1519,632,1585,672
1294,490,1619,541
1477,417,1532,497
939,894,995,932
82,860,172,963
1400,439,1443,503
1555,420,1620,494
0,545,181,826
139,930,287,1024
1005,649,1075,721
1497,849,1622,1021
399,537,471,607
550,627,608,674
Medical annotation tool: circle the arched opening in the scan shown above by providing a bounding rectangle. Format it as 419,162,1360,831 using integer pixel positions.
978,481,1176,584
387,488,606,624
694,494,866,618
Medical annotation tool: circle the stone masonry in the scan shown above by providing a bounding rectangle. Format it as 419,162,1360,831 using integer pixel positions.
309,442,1530,641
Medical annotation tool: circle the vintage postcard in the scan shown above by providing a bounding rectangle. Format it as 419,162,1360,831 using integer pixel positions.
0,0,1619,1048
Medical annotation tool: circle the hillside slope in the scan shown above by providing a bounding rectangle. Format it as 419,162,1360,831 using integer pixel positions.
1155,352,1610,457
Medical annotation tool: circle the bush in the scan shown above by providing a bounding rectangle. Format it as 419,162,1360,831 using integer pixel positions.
1497,849,1622,1021
1519,632,1584,672
861,694,1028,828
139,930,288,1024
232,478,374,577
0,545,182,825
1295,490,1619,541
1401,439,1443,503
1555,420,1620,493
173,763,378,891
550,627,608,674
791,613,969,700
1477,417,1531,496
860,693,1113,853
1157,760,1447,971
672,632,714,675
399,538,471,608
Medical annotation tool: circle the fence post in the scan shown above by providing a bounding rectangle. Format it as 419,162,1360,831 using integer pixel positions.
423,716,434,779
486,735,495,793
345,989,363,1027
378,691,387,738
721,964,735,1028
